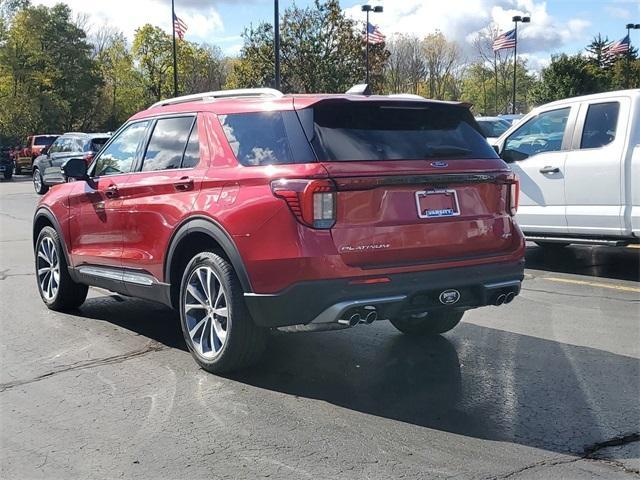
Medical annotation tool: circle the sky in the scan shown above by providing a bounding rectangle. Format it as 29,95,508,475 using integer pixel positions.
34,0,640,71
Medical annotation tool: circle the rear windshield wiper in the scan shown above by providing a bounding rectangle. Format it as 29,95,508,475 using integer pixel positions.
424,146,472,158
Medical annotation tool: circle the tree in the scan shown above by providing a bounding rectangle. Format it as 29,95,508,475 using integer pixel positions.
132,24,173,103
422,31,463,100
585,34,613,69
529,54,606,105
385,34,425,94
228,0,388,93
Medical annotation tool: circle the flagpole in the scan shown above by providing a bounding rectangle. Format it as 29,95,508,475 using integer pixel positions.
274,0,280,90
365,11,370,84
627,25,631,89
512,21,517,115
172,0,178,97
494,51,498,115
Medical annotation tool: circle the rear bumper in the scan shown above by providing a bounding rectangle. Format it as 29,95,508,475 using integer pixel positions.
244,259,525,328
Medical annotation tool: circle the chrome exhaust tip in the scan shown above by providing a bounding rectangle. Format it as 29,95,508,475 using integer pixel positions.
504,292,515,304
495,294,506,306
338,312,361,327
363,310,378,324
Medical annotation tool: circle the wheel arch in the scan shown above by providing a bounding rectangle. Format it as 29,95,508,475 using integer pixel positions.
164,216,252,309
33,207,71,266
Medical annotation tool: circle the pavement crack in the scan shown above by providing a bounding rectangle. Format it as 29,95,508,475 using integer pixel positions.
0,343,167,393
522,286,640,303
486,433,640,479
0,269,33,280
0,211,29,222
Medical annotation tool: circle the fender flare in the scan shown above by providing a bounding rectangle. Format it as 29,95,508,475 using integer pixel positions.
164,216,252,293
33,207,72,267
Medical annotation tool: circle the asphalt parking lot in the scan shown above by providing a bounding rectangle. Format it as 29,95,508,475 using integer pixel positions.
1,176,639,480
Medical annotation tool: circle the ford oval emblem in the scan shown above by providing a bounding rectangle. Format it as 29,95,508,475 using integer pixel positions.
439,289,460,305
430,161,448,168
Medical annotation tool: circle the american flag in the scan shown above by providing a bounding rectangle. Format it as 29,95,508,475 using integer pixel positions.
364,22,385,44
492,29,517,52
605,35,630,56
173,13,188,40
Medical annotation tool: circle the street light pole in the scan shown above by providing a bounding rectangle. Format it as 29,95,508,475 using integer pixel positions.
361,5,383,85
625,23,640,89
172,0,178,97
274,0,280,90
511,15,530,114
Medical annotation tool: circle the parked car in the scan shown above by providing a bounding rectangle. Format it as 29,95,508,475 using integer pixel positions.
493,89,640,247
33,88,525,373
0,145,15,180
498,114,524,125
32,132,110,194
476,116,511,144
14,134,59,175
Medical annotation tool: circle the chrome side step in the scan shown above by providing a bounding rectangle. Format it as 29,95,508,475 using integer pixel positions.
76,266,157,286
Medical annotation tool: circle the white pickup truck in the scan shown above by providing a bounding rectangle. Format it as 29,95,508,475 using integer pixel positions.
493,89,640,247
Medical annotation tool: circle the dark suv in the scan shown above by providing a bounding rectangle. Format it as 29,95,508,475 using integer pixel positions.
32,132,110,194
0,144,15,180
33,88,525,373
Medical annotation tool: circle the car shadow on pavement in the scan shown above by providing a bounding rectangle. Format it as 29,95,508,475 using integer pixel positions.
525,244,640,282
76,295,639,459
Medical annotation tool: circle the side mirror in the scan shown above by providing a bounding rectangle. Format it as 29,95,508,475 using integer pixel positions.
61,157,88,180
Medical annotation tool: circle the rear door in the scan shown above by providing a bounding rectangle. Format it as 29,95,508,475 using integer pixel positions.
296,100,520,268
564,98,629,235
120,114,205,283
499,106,576,234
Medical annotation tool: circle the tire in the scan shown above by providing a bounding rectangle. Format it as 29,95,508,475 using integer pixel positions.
3,170,11,180
35,226,88,311
14,165,22,175
390,311,464,336
33,168,48,194
179,252,267,374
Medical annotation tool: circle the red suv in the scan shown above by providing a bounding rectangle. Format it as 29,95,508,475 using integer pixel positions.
33,88,525,373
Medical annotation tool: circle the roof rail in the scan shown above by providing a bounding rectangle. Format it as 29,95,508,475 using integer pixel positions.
150,88,284,108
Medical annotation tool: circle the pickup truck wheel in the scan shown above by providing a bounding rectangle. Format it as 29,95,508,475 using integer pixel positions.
390,311,464,335
179,252,267,374
33,168,48,194
3,170,11,180
35,226,88,311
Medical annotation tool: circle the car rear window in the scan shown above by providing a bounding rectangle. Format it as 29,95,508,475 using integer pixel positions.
88,137,110,152
477,120,509,138
34,137,56,146
298,101,498,161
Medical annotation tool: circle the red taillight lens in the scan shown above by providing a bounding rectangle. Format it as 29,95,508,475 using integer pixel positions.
271,179,336,229
507,174,520,216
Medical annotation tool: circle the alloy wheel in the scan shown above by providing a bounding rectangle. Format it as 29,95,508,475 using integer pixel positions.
183,266,229,359
37,236,60,301
33,170,41,192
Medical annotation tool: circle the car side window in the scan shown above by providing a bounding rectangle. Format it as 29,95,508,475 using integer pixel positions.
502,107,570,162
580,102,619,149
49,139,63,154
141,116,194,172
93,121,149,177
219,112,294,166
182,122,200,168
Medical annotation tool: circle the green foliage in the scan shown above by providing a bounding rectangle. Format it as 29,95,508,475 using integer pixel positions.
228,0,388,93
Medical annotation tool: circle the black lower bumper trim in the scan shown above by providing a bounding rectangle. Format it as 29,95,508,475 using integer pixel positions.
244,260,524,328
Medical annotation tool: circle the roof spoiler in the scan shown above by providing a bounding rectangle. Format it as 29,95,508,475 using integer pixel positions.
150,88,284,108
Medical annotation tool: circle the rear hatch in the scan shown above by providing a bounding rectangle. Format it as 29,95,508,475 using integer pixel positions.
296,98,518,268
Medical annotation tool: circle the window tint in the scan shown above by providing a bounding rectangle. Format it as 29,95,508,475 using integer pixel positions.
142,116,194,172
503,107,570,162
300,101,497,161
88,137,109,152
220,112,294,166
580,102,619,149
93,121,148,177
182,123,200,168
477,119,510,138
34,137,56,146
49,139,63,154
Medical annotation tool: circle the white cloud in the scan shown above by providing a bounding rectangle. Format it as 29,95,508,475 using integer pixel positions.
33,0,224,41
346,0,591,60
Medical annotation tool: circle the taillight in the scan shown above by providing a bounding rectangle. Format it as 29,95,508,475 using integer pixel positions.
507,174,520,216
271,179,336,229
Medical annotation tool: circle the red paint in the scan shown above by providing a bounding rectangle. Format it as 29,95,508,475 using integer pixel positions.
38,95,525,296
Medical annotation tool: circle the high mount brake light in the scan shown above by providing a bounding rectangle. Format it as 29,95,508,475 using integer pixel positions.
271,179,336,229
507,173,520,216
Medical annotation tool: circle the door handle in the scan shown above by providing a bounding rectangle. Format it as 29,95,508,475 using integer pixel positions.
539,166,560,174
174,176,194,191
104,185,119,198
